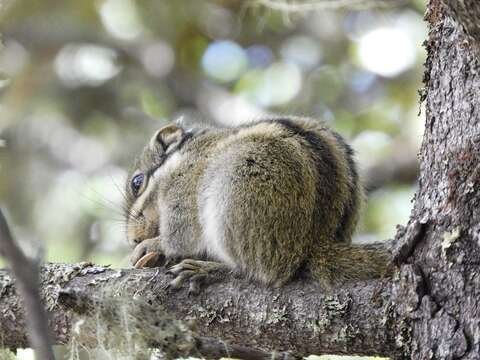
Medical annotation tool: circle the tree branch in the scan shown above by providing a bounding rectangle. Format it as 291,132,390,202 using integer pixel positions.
255,0,406,12
0,262,400,358
0,210,55,360
363,151,418,192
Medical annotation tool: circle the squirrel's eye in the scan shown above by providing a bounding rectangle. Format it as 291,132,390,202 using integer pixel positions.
131,173,145,196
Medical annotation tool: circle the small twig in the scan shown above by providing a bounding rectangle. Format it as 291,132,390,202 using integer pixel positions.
255,0,407,12
363,152,419,192
0,208,55,360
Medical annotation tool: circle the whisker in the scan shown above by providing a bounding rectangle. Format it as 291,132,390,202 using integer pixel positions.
110,174,129,203
86,187,125,214
80,193,126,218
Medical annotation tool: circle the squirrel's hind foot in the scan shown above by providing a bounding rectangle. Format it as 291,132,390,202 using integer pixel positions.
167,259,230,295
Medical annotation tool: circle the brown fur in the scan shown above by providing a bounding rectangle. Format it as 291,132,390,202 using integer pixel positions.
125,117,389,286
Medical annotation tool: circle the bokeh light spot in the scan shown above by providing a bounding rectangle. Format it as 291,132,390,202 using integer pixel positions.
201,40,247,83
281,36,322,70
54,44,121,87
140,41,175,78
246,45,273,69
256,62,303,107
236,62,302,107
99,0,144,41
356,27,416,77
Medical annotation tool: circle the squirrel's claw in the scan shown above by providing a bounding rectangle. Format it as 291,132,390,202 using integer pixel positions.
168,270,197,289
130,237,164,267
166,259,228,295
168,260,206,275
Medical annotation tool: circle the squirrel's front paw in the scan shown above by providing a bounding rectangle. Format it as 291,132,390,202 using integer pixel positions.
130,237,165,268
167,259,229,295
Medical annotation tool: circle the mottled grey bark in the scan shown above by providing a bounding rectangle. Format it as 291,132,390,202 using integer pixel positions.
441,0,480,41
0,263,399,358
389,0,480,358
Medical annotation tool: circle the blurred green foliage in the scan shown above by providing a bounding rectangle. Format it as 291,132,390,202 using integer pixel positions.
0,0,426,274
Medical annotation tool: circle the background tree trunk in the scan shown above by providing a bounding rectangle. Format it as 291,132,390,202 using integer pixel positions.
390,0,480,358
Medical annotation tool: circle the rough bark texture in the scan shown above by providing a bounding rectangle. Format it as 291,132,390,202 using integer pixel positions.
441,0,480,42
0,263,399,358
391,0,480,358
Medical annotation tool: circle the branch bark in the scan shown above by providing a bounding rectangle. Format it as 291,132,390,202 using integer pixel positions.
0,210,55,360
0,263,401,358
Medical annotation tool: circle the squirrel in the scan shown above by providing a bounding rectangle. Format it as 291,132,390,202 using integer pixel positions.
125,117,389,289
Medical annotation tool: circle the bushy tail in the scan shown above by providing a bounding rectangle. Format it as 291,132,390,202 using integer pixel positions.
309,242,391,287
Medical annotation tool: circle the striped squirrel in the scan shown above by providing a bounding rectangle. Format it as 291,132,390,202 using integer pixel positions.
125,117,389,290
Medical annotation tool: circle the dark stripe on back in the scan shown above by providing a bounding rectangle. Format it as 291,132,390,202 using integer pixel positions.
331,131,359,242
273,118,340,236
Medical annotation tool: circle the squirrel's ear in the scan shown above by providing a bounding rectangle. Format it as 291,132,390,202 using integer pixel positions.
150,124,184,151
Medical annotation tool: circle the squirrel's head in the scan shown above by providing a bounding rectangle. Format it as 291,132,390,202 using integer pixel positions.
124,124,185,247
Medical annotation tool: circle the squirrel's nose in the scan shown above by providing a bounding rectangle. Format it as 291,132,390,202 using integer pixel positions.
133,238,142,244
